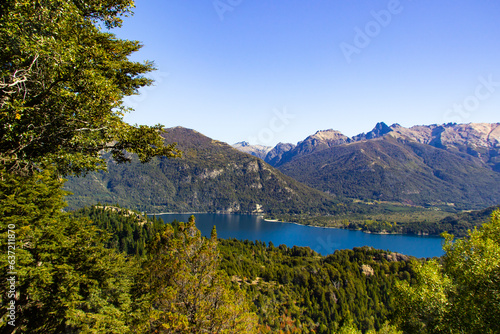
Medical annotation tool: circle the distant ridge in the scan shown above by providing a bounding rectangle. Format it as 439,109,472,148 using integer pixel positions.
233,122,500,172
65,127,343,214
66,123,500,212
232,122,500,209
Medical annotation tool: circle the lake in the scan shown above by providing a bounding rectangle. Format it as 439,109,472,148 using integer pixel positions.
157,213,444,258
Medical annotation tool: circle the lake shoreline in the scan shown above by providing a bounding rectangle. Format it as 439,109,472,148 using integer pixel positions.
264,218,440,238
156,214,441,238
157,212,445,258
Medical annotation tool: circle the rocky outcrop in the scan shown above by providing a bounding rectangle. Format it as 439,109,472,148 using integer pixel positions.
353,122,393,141
232,141,272,160
382,252,410,262
361,264,375,277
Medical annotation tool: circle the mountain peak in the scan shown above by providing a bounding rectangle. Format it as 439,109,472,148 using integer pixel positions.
352,122,393,141
310,129,348,141
232,142,273,160
233,141,250,147
268,129,351,167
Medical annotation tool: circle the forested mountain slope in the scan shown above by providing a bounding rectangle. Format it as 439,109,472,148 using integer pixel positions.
278,134,500,209
64,127,345,214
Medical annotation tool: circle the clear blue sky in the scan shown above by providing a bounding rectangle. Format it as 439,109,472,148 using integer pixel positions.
115,0,500,146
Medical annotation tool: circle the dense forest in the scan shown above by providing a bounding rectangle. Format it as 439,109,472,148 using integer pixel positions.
68,206,411,333
72,206,414,332
64,127,357,215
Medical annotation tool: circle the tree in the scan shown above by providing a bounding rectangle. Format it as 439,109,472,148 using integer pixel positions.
0,1,181,331
336,321,402,334
0,0,179,175
396,210,500,333
134,216,259,333
0,167,136,333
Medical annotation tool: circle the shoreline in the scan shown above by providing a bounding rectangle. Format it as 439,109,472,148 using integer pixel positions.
147,212,441,238
149,211,208,215
264,218,439,237
150,211,264,216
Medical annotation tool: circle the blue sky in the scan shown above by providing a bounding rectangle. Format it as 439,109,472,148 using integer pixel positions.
116,0,500,146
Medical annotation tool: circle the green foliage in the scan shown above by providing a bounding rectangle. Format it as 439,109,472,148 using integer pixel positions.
0,171,259,333
72,205,165,256
0,168,135,333
133,216,259,333
337,321,402,334
0,0,179,175
217,239,414,333
396,210,500,333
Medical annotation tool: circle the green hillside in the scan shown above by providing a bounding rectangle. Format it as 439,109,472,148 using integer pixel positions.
65,127,348,214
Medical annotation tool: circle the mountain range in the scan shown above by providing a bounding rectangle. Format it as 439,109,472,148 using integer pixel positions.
235,122,500,170
233,122,500,209
64,127,348,214
65,122,500,213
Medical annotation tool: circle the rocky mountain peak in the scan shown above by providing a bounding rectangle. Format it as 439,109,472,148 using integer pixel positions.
232,142,273,160
352,122,393,141
298,129,351,147
234,141,251,147
310,129,349,142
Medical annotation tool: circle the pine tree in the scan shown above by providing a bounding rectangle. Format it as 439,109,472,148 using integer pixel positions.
0,168,136,333
133,216,259,333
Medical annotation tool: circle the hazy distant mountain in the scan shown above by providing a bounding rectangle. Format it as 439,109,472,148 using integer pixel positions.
278,133,500,209
232,141,272,160
65,127,341,214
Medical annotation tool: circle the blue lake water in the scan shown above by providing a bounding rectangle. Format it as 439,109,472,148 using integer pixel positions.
157,213,444,258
